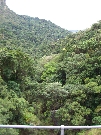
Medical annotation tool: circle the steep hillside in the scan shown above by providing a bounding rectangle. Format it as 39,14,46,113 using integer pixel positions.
1,1,101,135
0,0,71,57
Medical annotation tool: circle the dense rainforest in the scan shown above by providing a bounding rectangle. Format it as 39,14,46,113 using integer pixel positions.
0,0,101,135
0,1,70,58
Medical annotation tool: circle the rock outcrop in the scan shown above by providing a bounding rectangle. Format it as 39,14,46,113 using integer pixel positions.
0,0,6,6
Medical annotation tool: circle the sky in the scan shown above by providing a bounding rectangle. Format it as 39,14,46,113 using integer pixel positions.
6,0,101,30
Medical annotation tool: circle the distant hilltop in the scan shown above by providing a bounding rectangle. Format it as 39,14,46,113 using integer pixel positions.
70,30,79,33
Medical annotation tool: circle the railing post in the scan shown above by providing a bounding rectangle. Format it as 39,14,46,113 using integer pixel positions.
61,125,64,135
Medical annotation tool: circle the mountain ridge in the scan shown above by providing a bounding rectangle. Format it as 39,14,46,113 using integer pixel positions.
0,2,71,57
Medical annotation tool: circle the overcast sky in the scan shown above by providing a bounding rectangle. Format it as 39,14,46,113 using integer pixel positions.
6,0,101,30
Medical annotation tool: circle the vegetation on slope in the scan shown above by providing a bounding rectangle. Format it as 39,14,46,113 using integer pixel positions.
1,1,101,135
0,4,70,58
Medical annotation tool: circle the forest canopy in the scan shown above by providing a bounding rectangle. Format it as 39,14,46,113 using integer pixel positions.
1,2,101,135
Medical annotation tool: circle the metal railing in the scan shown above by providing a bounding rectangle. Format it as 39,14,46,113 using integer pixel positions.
0,125,101,135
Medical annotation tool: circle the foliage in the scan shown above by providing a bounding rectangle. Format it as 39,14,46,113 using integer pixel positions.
1,2,101,135
0,5,71,58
